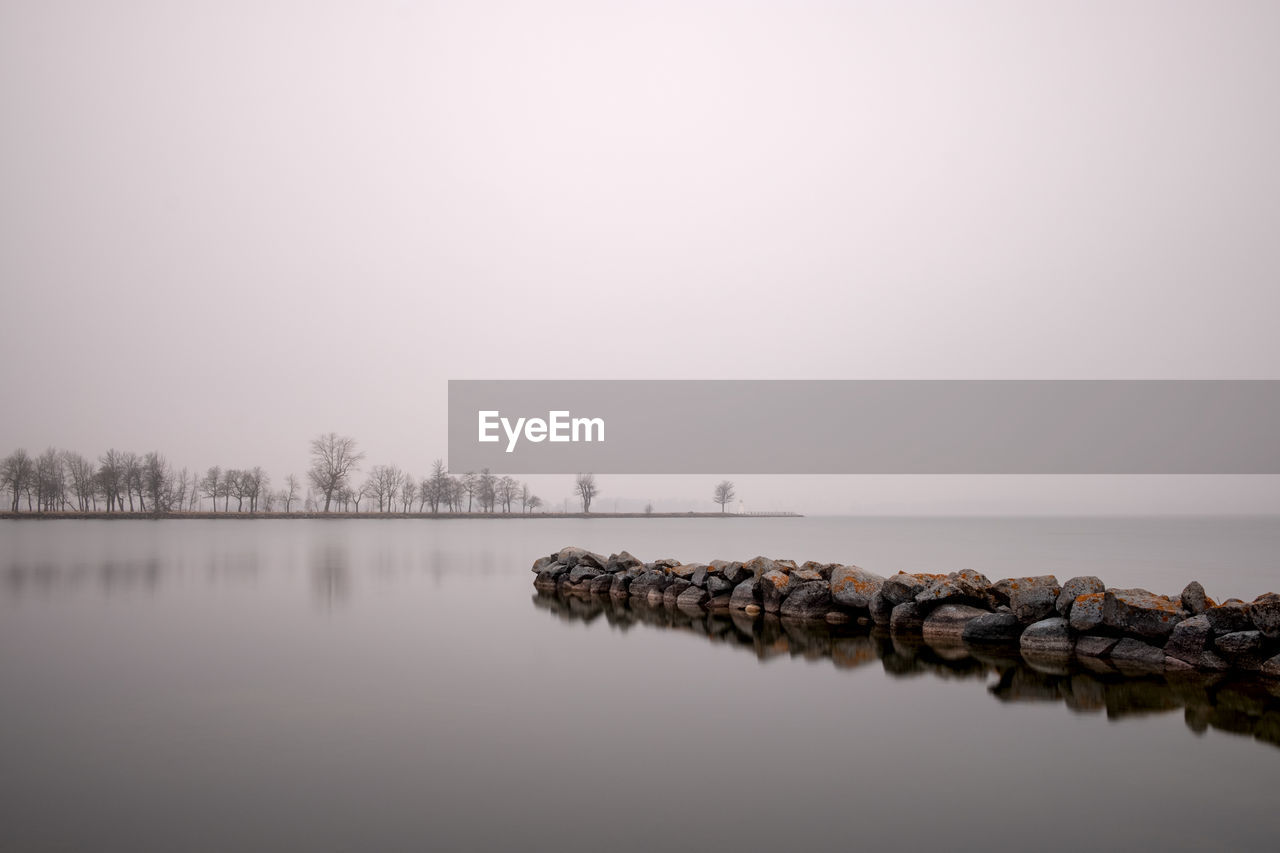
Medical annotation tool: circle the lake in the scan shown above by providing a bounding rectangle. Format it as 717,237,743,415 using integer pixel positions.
3,516,1279,852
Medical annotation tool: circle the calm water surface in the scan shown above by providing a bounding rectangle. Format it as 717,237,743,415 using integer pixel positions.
3,517,1279,852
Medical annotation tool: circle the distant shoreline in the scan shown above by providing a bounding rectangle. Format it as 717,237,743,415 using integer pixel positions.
0,511,802,521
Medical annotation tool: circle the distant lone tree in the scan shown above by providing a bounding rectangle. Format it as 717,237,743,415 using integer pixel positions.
308,433,364,512
714,480,736,513
575,472,598,513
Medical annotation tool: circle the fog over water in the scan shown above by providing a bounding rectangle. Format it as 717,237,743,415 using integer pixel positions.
4,2,1280,513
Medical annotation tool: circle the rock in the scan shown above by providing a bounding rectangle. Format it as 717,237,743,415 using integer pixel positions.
744,604,762,616
609,573,631,599
1215,631,1264,656
1248,592,1280,638
531,555,557,573
922,604,989,642
558,547,608,570
1197,649,1231,671
648,558,680,571
1075,635,1120,658
993,575,1061,624
1109,638,1166,671
881,572,929,605
869,590,895,625
677,586,710,610
1056,576,1105,617
890,602,924,633
825,611,851,625
720,562,750,584
729,578,760,610
629,570,670,598
1103,588,1185,640
707,575,736,597
779,582,831,619
568,565,603,584
1020,618,1073,656
774,560,800,573
1180,581,1209,615
533,571,559,591
1164,615,1212,665
665,563,703,580
588,573,613,594
791,568,824,584
1069,593,1106,632
915,570,992,608
962,611,1024,644
1205,600,1252,634
800,561,837,579
607,551,643,572
1262,654,1280,678
690,564,723,588
706,594,732,611
830,565,884,610
760,569,793,614
743,556,777,578
663,579,692,607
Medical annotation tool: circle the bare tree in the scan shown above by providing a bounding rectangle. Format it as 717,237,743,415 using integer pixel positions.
526,494,542,513
400,477,417,512
2,449,34,512
97,450,127,513
498,475,519,513
424,459,449,514
308,433,364,512
142,452,174,513
65,451,97,511
201,466,222,512
283,474,300,513
460,471,477,512
575,473,598,513
714,480,736,513
35,448,66,511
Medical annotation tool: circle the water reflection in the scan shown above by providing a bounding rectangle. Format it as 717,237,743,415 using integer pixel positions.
311,542,351,610
533,588,1280,752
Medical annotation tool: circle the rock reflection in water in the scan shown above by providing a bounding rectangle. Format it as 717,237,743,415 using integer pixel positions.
533,588,1280,751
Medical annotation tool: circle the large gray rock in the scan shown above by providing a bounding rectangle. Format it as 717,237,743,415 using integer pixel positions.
663,579,693,607
588,573,613,594
790,568,824,584
869,590,895,625
915,570,992,608
889,602,924,634
1057,576,1105,617
1109,638,1166,671
743,556,778,578
559,547,608,570
993,575,1062,624
677,586,710,611
628,570,671,598
779,582,832,620
606,551,643,573
962,611,1023,644
760,569,794,613
531,555,557,573
707,575,736,597
1069,593,1106,632
533,571,559,591
1164,614,1212,665
882,572,933,605
720,561,750,584
830,565,884,609
1215,631,1264,656
922,604,989,642
568,565,603,584
609,573,631,599
1020,617,1073,656
1262,654,1280,678
1205,600,1252,634
1103,588,1185,640
1248,592,1280,638
1074,635,1120,658
1180,581,1209,615
665,563,703,580
729,578,760,610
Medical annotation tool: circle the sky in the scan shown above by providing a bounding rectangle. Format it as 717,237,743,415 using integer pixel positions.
2,1,1280,513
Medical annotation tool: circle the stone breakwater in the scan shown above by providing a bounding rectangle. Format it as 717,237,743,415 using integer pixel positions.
532,547,1280,678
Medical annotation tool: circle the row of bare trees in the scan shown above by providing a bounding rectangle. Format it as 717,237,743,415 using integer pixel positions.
1,434,549,515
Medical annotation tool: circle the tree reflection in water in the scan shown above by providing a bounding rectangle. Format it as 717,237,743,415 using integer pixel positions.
533,587,1280,751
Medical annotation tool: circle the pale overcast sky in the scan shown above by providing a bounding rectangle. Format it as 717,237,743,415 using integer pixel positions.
3,1,1279,513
